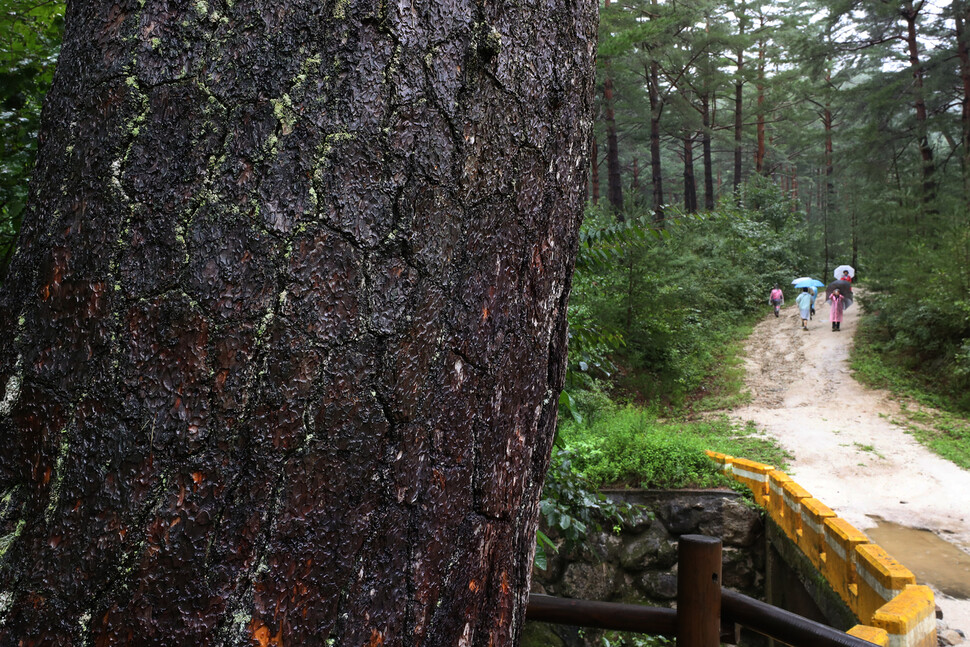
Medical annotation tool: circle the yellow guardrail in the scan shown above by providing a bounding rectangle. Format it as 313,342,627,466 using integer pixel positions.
706,451,936,647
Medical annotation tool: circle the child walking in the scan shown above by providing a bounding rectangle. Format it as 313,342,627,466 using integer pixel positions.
796,288,812,330
769,285,784,317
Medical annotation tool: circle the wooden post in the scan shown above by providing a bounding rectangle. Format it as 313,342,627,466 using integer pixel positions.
677,535,722,647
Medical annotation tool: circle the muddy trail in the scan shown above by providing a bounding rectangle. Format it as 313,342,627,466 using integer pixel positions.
730,290,970,631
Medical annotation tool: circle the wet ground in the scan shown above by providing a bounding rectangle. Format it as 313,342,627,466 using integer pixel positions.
731,291,970,631
867,517,970,600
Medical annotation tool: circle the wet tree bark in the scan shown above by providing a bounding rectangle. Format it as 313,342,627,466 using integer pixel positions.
0,0,597,644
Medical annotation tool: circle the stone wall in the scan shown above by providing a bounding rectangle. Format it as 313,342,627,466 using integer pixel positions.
525,489,765,646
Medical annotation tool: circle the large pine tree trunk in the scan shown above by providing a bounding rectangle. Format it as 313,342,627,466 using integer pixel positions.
0,0,597,644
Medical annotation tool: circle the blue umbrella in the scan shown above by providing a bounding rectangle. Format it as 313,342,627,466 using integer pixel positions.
793,278,825,289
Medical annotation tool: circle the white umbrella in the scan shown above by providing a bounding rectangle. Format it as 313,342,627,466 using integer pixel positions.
834,265,855,280
791,276,813,285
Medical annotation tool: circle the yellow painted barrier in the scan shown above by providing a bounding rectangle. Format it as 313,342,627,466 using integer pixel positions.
870,585,936,647
729,457,773,506
847,625,890,646
854,544,917,624
767,470,791,528
780,479,812,543
799,497,835,570
706,452,935,646
704,450,733,474
823,517,870,607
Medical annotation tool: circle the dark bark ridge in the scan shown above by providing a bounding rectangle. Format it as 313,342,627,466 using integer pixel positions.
0,0,597,644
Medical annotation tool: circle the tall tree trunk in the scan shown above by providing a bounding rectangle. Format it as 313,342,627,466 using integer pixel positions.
955,0,970,210
902,0,936,211
852,208,859,271
823,74,834,278
0,0,597,644
604,72,624,215
683,135,698,213
701,92,715,210
591,135,601,205
647,62,665,222
733,62,744,195
824,105,834,280
755,29,766,175
733,0,746,196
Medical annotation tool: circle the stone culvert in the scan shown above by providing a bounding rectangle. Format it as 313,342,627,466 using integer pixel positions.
526,489,765,647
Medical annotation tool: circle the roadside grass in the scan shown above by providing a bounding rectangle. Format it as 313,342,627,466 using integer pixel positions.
685,325,754,413
558,408,789,490
555,314,782,494
851,318,970,470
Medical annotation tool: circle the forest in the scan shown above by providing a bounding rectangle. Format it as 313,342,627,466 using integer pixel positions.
577,0,969,404
4,0,969,405
0,0,969,643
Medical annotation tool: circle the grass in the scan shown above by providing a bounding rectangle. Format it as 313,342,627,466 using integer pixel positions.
558,407,790,490
686,327,754,413
555,313,784,493
852,442,883,459
851,317,970,470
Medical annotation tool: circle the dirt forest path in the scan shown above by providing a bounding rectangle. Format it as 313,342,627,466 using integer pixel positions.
730,289,970,631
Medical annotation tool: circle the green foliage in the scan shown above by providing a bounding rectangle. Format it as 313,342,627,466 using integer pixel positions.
0,0,64,275
569,178,812,407
557,406,789,490
856,220,970,411
537,449,638,567
601,631,672,647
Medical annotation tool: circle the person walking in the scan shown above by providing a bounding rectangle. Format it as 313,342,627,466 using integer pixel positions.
828,288,846,331
769,284,784,317
796,287,812,330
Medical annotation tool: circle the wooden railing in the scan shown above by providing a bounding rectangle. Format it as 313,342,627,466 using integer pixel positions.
526,535,876,647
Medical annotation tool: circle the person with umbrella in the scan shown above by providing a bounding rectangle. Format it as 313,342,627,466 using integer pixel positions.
791,278,824,319
795,288,812,330
828,288,847,331
834,264,855,283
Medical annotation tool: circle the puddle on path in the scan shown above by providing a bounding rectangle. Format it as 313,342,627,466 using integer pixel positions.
866,516,970,599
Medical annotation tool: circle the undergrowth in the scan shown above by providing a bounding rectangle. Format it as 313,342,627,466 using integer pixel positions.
557,402,788,490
